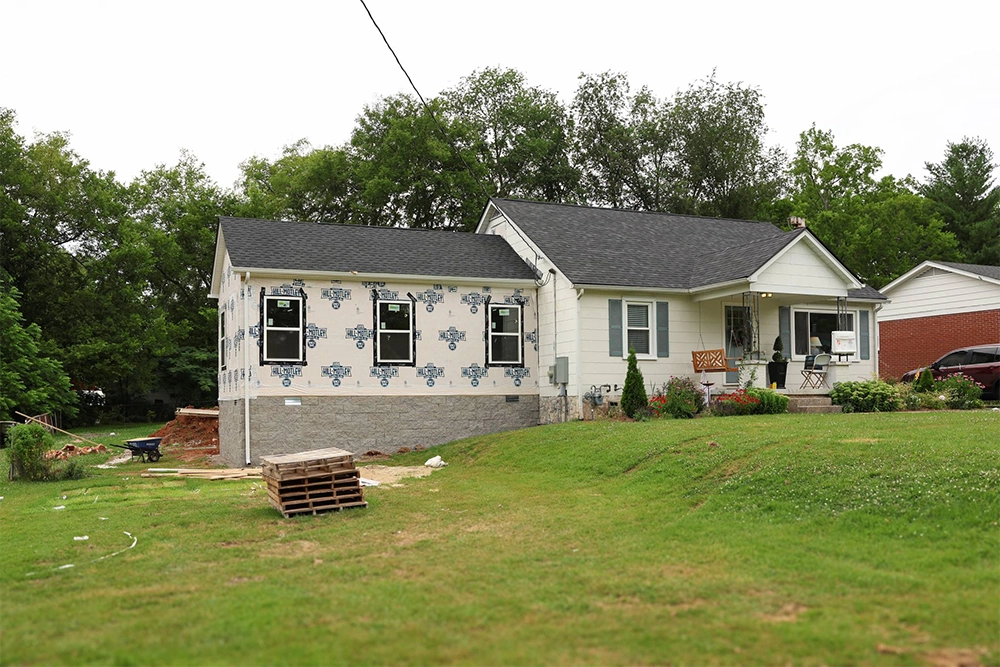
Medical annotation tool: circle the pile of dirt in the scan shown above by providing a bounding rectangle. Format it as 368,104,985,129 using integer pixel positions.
44,444,109,460
150,408,220,458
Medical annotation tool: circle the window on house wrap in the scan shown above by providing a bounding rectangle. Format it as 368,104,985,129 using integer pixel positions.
262,294,305,364
376,299,414,365
625,302,652,356
488,303,522,366
219,308,227,371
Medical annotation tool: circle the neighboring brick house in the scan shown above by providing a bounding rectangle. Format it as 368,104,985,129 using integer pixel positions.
877,261,1000,380
210,199,886,466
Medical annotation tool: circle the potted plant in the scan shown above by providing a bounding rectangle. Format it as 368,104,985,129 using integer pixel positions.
767,336,788,389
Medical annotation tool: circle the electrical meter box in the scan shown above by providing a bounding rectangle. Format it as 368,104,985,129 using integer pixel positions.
548,356,569,384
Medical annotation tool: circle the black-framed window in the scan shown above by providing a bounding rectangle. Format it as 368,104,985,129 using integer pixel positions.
793,311,854,357
261,293,306,364
219,308,227,371
487,303,523,366
375,299,415,365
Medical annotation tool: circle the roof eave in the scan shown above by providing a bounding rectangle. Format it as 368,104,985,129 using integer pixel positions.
228,266,538,287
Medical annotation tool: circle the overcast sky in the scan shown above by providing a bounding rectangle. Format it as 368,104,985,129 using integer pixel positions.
4,0,998,192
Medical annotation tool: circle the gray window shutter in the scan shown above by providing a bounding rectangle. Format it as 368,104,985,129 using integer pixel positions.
609,299,623,357
656,302,669,358
859,310,870,360
779,306,791,357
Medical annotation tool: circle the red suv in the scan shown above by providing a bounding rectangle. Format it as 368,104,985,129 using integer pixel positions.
901,344,1000,399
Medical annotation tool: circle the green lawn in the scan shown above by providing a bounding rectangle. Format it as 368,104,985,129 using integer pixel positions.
1,412,997,666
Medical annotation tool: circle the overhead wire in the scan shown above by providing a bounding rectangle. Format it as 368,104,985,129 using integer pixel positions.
358,0,492,203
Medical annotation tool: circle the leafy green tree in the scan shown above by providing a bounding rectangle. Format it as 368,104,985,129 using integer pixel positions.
571,72,786,219
789,126,958,287
920,137,1000,264
442,67,580,202
237,140,357,223
619,348,649,418
0,286,77,420
668,73,787,220
571,71,674,210
350,94,483,229
127,153,233,399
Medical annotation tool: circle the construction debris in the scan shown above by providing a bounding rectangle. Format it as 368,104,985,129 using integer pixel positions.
44,443,109,460
174,407,219,418
142,467,261,480
261,448,367,518
424,455,448,468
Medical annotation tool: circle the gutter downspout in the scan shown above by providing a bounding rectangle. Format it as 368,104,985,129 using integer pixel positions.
576,287,585,420
244,272,251,466
873,302,884,377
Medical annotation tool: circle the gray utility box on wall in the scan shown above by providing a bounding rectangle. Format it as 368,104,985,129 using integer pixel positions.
548,356,569,384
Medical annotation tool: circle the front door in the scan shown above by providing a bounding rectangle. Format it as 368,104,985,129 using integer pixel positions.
725,305,749,385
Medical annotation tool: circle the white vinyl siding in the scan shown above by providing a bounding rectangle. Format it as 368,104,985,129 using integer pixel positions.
880,268,1000,321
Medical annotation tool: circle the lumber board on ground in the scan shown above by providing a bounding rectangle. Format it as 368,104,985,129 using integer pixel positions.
174,408,219,417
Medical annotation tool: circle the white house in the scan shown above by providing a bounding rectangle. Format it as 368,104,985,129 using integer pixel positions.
209,199,886,465
876,260,1000,379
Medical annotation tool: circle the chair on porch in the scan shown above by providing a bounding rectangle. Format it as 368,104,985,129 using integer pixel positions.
800,353,832,389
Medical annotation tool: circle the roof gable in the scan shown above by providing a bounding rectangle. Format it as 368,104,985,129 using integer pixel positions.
215,216,538,283
881,260,1000,293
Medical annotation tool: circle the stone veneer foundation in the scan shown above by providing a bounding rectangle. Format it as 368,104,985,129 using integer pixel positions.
538,395,581,424
219,395,540,466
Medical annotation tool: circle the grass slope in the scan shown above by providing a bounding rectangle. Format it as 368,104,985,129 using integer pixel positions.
1,412,997,666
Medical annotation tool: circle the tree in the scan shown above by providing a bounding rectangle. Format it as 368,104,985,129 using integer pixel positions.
668,73,787,220
789,126,958,287
619,348,649,418
442,67,580,202
237,140,358,224
920,137,1000,265
571,72,787,219
127,153,236,399
350,94,483,229
0,286,77,420
571,71,674,210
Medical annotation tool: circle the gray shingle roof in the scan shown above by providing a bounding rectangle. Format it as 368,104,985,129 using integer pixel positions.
219,217,538,281
937,261,1000,281
491,199,863,291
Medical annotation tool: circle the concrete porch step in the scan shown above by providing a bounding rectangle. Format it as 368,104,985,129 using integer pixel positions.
786,395,842,414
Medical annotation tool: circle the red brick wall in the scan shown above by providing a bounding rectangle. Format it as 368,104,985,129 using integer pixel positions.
879,309,1000,379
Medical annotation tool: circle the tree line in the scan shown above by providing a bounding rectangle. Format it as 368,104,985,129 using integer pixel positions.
2,68,998,421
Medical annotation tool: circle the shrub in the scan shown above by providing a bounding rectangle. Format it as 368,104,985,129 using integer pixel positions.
619,348,648,419
8,423,55,481
915,368,935,393
934,373,984,410
650,376,704,419
712,389,761,416
830,379,901,413
745,387,789,414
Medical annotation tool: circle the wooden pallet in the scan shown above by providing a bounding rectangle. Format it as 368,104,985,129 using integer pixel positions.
261,447,366,518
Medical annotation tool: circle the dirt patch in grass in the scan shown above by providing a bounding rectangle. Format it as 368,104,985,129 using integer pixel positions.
761,602,808,622
922,648,987,667
358,465,434,485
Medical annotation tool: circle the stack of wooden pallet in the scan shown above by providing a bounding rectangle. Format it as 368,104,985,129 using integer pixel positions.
260,447,367,518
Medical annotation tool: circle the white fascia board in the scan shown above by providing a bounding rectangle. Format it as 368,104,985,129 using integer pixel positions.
750,231,863,289
479,199,561,277
880,260,1000,294
229,267,538,288
574,283,689,295
474,200,503,235
208,229,227,299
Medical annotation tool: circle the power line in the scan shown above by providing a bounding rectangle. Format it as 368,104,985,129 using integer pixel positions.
358,0,492,203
